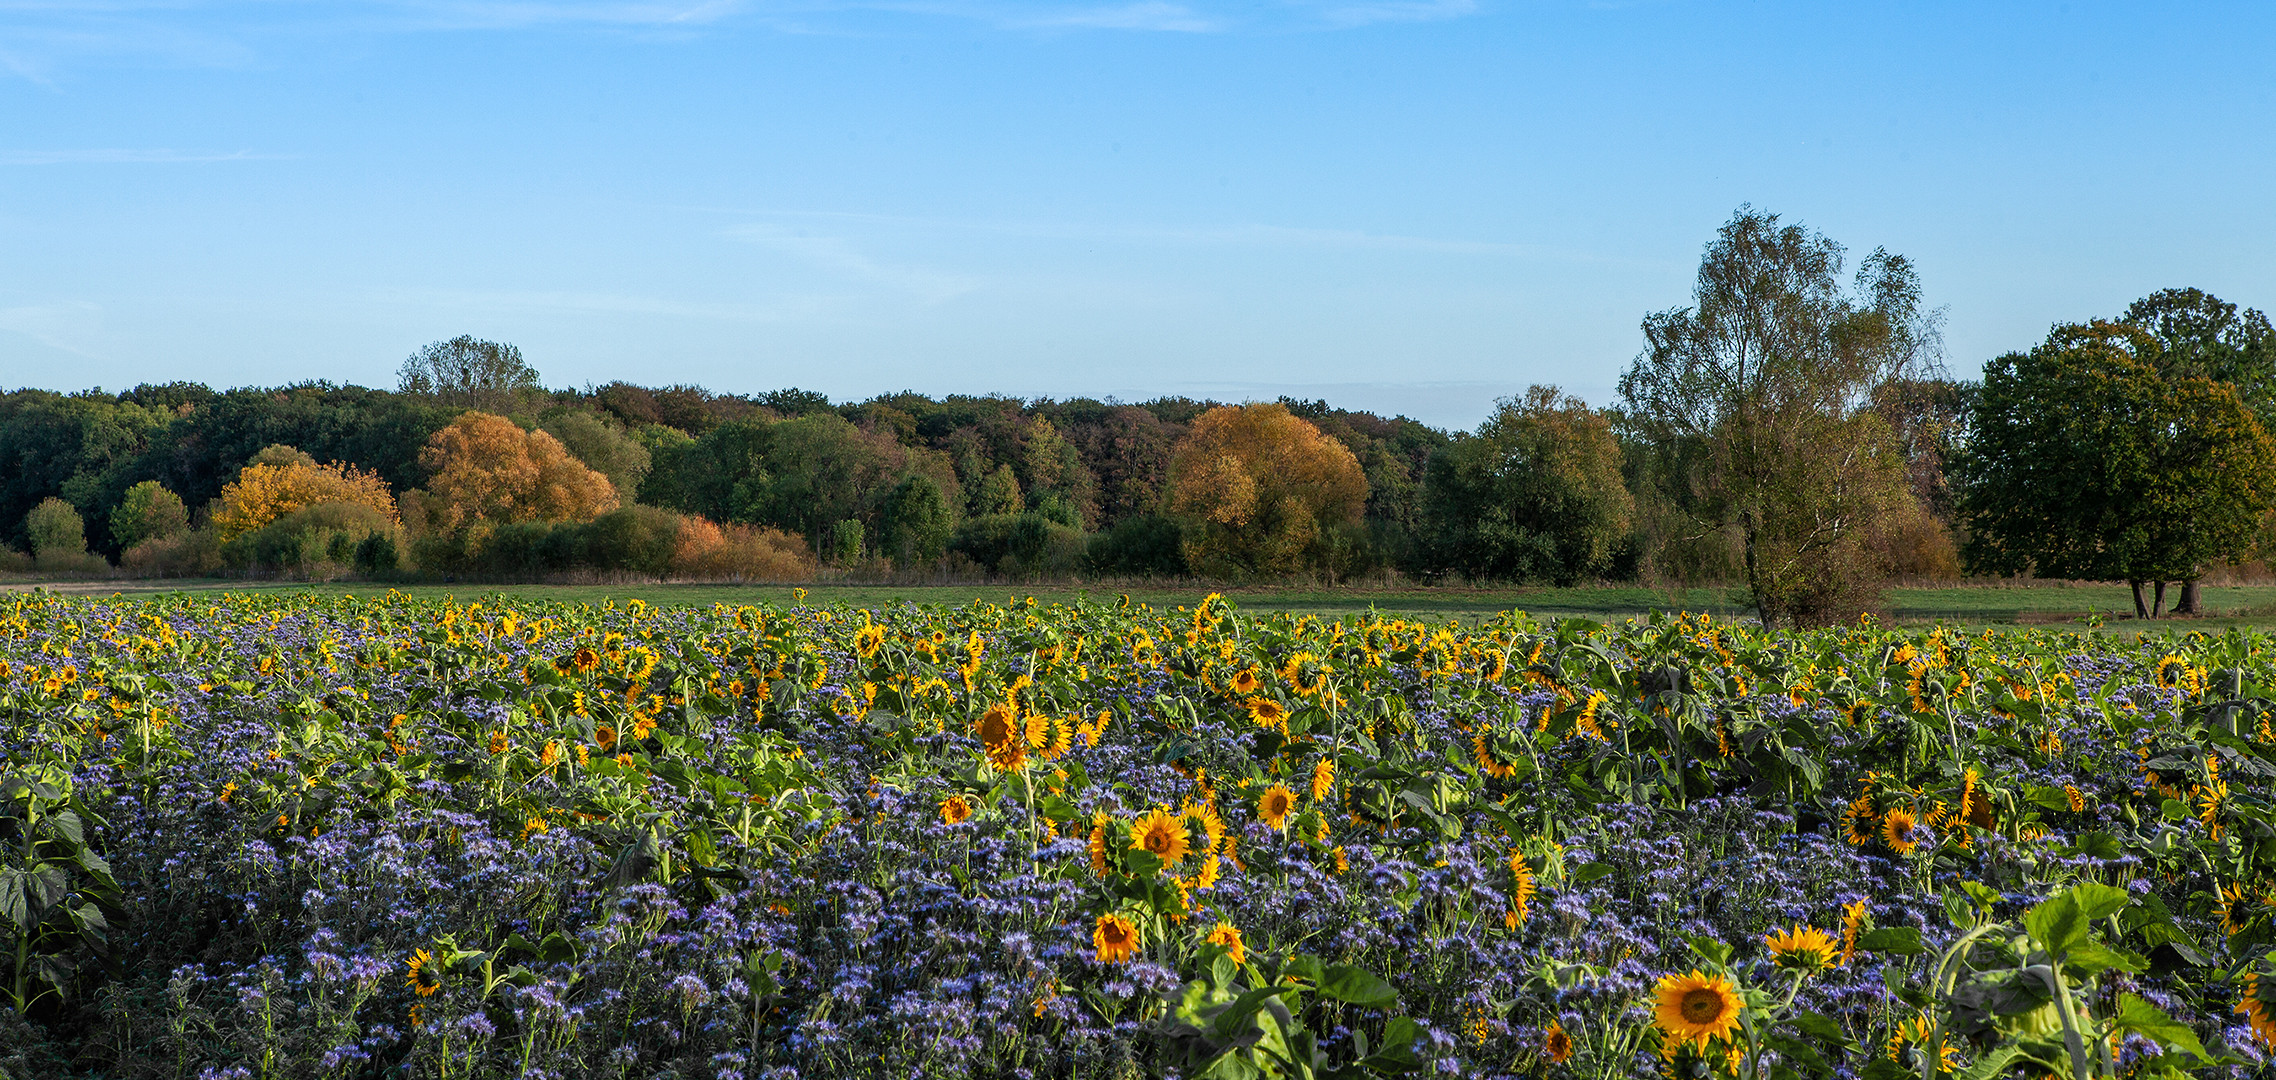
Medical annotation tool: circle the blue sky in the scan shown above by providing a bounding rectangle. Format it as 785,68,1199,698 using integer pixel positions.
2,0,2270,429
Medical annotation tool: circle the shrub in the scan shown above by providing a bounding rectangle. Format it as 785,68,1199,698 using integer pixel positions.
120,530,223,578
227,502,402,580
670,519,814,581
26,498,105,573
951,512,1087,579
212,449,399,543
1086,513,1186,576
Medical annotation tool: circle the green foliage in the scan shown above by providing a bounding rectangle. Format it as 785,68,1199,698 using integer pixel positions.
880,473,954,564
1088,513,1187,576
1958,320,2276,595
1619,207,1937,627
0,769,121,1015
227,501,402,579
972,463,1024,516
109,480,189,550
827,518,864,565
397,335,544,413
950,512,1087,578
539,409,653,500
24,499,86,562
1420,386,1633,585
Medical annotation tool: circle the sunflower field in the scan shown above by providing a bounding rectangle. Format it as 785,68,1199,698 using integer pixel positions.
0,590,2272,1080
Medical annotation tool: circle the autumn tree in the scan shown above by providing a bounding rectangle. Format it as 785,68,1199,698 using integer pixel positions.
1167,403,1368,578
1957,320,2276,618
397,336,543,413
1619,207,1939,627
405,412,618,537
1420,386,1633,585
212,446,401,542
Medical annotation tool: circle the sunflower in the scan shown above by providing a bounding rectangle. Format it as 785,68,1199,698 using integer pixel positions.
1542,1021,1574,1064
406,948,443,997
1838,900,1869,966
1310,758,1336,802
1204,921,1246,965
1842,796,1877,846
1473,734,1516,779
594,724,618,751
939,794,973,825
1258,785,1298,831
487,731,509,755
1882,807,1922,856
2240,973,2276,1048
854,623,885,659
1764,924,1838,973
1651,970,1742,1050
1230,668,1262,696
569,647,600,673
975,702,1027,771
1093,912,1140,964
1508,850,1537,928
1245,698,1287,728
1087,816,1111,876
1182,800,1227,851
1131,808,1192,865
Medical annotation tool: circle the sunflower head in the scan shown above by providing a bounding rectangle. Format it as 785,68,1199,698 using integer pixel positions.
406,948,443,997
1245,698,1287,728
939,794,973,825
1542,1021,1574,1064
1310,758,1335,802
1203,921,1246,965
854,624,885,658
1882,808,1923,855
1259,784,1297,831
1764,924,1838,973
1651,970,1742,1049
1093,912,1140,964
1131,808,1192,866
1230,668,1261,696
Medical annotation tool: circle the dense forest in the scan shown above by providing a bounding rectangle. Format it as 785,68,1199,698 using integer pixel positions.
4,208,2271,627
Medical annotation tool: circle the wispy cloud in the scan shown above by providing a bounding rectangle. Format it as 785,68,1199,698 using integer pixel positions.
0,301,108,361
366,285,831,322
999,2,1216,32
725,224,983,304
0,148,288,164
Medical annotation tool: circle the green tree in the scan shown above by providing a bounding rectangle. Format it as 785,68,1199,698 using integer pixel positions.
110,481,190,550
1618,207,1939,627
2119,288,2276,612
973,464,1024,516
1420,386,1633,585
1957,320,2276,618
25,498,88,567
881,473,954,564
397,335,543,413
540,410,653,501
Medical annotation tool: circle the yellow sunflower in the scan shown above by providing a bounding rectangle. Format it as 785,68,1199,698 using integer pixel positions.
939,794,973,825
2240,973,2276,1048
854,623,885,659
1507,852,1537,929
1764,924,1838,973
1130,808,1192,866
1542,1021,1573,1064
406,948,443,997
1310,758,1336,802
1258,784,1297,831
1882,807,1922,856
975,702,1028,771
1204,921,1246,965
1842,796,1877,846
1651,970,1742,1050
1229,668,1262,696
1245,698,1288,728
1093,913,1140,964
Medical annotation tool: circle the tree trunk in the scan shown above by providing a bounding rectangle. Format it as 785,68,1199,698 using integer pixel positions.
2152,580,2167,618
2130,580,2149,619
2179,578,2201,615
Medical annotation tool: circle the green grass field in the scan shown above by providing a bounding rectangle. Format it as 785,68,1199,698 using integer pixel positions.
13,575,2276,626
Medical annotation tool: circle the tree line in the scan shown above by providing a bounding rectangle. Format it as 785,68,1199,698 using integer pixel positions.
3,208,2269,625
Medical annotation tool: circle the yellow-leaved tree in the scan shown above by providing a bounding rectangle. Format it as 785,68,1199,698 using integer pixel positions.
404,412,619,536
212,446,401,542
1168,403,1368,577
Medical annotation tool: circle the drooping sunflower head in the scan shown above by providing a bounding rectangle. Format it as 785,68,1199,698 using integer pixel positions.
1764,924,1838,973
1542,1021,1574,1064
406,948,442,997
1310,758,1336,802
1203,921,1246,965
939,794,973,825
854,623,885,659
976,703,1019,749
1130,808,1192,865
2239,973,2276,1049
1093,912,1140,964
1843,796,1877,845
1882,808,1922,855
1651,970,1741,1048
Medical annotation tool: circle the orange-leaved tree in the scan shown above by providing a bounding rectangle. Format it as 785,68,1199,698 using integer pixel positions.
1168,402,1368,577
406,412,619,535
212,446,400,543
